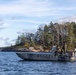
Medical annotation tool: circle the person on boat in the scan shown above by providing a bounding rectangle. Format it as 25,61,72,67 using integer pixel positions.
62,41,66,53
55,45,59,56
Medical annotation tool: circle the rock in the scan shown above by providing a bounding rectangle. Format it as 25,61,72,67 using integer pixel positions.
34,46,44,52
29,47,41,52
29,47,35,51
17,48,30,52
39,46,44,51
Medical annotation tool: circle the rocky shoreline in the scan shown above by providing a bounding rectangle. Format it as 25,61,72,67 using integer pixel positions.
0,46,49,52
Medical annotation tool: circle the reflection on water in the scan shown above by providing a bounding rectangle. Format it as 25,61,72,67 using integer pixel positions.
0,52,76,75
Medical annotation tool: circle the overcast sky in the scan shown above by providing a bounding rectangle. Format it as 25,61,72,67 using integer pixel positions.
0,0,76,47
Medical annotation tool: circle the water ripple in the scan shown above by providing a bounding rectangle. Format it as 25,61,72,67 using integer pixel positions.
0,52,76,75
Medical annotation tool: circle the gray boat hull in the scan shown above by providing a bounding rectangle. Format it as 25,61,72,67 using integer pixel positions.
16,52,75,61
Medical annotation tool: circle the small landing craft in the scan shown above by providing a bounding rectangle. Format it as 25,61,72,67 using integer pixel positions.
16,46,76,61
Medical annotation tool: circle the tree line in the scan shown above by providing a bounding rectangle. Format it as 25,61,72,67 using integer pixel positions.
15,22,76,51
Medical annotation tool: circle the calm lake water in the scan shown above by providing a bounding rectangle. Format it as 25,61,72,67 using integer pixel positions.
0,52,76,75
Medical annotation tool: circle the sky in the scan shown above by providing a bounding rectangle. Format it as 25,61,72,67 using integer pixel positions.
0,0,76,47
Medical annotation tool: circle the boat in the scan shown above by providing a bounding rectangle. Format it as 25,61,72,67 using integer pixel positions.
16,24,76,61
16,46,76,61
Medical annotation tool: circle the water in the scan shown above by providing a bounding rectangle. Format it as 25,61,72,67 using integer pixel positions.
0,52,76,75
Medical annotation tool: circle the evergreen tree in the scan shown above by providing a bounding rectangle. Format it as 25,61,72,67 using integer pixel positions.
66,22,75,50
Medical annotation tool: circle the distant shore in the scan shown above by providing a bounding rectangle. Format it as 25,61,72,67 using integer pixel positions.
0,46,49,52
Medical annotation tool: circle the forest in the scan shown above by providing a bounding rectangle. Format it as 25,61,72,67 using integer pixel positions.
15,22,76,51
